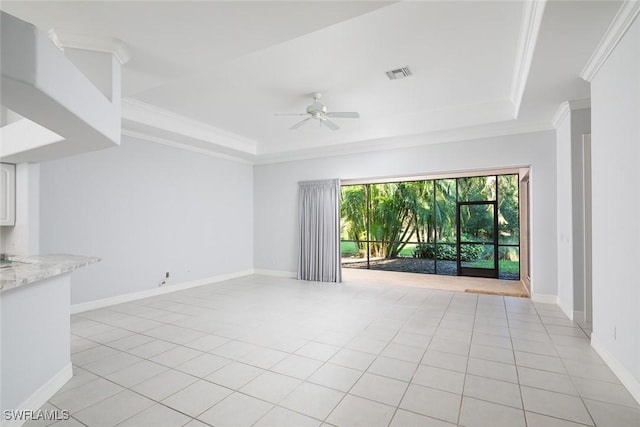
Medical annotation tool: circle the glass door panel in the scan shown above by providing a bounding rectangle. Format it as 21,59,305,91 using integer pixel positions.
460,204,494,243
460,244,495,269
435,243,458,276
498,174,520,245
458,176,496,202
498,246,520,280
435,179,457,244
457,201,498,278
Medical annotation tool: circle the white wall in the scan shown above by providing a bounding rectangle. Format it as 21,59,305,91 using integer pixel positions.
254,130,558,299
556,111,573,316
590,16,640,399
39,137,254,305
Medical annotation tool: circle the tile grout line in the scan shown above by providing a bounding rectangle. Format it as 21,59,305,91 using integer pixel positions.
318,300,423,426
506,296,530,427
59,277,638,427
384,291,459,427
455,292,479,426
530,301,598,427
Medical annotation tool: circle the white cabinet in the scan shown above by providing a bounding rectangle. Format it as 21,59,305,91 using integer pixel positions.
1,163,16,226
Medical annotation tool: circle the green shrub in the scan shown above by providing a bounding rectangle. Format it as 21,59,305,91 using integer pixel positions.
461,245,483,261
413,243,435,259
413,243,483,261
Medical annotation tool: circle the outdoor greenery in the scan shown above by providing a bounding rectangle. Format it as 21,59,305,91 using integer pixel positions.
340,180,459,258
340,241,360,256
498,175,520,245
340,174,520,276
413,243,482,262
468,260,520,273
341,241,418,258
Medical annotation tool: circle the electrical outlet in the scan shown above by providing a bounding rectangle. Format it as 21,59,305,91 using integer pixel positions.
159,272,170,287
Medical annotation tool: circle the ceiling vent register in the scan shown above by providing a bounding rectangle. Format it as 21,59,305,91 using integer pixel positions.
386,66,412,80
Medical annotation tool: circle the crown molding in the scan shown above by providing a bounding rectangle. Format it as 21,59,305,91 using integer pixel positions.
581,0,640,82
121,129,254,165
121,98,257,156
119,98,554,166
510,0,547,118
254,121,554,165
568,98,591,111
121,112,553,167
56,33,132,64
551,98,590,129
552,101,570,129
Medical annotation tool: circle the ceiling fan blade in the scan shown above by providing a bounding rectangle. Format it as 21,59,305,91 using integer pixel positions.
275,113,308,116
321,118,339,130
290,117,312,130
326,112,360,118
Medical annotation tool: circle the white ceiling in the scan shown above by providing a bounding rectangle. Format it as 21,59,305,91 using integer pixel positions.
0,1,623,162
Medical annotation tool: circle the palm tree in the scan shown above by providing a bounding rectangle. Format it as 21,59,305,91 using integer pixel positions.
340,185,367,252
434,179,456,242
342,180,456,259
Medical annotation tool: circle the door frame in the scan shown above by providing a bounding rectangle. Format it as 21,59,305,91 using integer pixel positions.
456,200,499,279
583,135,592,324
520,170,531,293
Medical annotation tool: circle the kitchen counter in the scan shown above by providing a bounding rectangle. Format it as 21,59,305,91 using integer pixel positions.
0,254,100,293
1,253,100,417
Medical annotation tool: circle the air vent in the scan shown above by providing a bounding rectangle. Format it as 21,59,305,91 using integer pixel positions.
386,66,412,80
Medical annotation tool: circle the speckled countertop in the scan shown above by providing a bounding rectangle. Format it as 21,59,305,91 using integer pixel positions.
0,254,100,293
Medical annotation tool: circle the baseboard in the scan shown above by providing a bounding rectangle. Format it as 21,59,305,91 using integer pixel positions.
252,269,297,278
573,310,585,322
591,332,640,405
531,293,558,304
1,363,73,427
558,298,574,320
519,279,531,297
70,270,254,314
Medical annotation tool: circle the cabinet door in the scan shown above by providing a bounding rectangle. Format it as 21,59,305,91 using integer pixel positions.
1,163,16,226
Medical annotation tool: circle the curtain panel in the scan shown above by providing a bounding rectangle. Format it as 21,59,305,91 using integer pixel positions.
297,179,342,283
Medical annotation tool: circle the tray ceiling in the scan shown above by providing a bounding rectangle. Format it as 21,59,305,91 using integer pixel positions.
0,1,623,162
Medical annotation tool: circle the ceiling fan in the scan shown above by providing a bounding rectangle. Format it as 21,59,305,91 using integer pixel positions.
276,92,359,130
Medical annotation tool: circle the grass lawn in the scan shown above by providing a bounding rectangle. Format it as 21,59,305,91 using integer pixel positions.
399,244,417,257
467,260,520,273
341,242,418,257
341,241,359,255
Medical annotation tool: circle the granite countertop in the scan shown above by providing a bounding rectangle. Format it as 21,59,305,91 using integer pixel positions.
0,254,100,293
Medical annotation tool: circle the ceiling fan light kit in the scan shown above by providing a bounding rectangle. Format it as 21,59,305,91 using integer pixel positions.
276,92,360,131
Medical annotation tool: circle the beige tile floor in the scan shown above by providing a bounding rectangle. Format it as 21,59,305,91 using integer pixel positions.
26,274,640,427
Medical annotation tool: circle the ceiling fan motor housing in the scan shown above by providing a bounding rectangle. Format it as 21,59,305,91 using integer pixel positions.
307,101,327,118
279,92,358,130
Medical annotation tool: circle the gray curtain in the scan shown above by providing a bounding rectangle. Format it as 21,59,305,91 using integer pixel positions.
297,179,342,283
